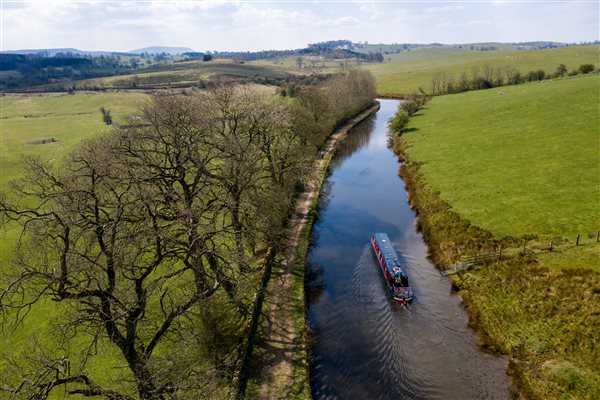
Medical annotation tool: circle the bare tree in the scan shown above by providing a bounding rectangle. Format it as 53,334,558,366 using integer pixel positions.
100,106,112,125
431,72,442,95
0,94,247,399
296,86,330,124
482,63,495,84
457,72,470,92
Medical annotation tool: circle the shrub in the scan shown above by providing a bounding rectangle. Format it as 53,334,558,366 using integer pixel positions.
401,99,420,116
388,109,410,136
100,106,112,125
579,64,595,74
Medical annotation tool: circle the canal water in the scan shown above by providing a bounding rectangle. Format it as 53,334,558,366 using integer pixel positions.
306,99,509,400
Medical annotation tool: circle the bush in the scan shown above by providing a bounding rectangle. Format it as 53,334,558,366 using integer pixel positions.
100,106,112,125
388,109,410,136
401,99,420,116
527,70,546,82
579,64,595,74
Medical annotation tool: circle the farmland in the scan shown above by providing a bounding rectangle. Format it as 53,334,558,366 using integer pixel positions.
396,73,599,398
39,60,302,90
0,91,148,187
252,44,599,96
366,45,600,94
402,74,599,239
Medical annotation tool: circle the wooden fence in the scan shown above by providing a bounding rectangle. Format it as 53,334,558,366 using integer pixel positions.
443,230,599,276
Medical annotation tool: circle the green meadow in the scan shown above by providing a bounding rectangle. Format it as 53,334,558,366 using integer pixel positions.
252,45,599,96
366,45,599,94
400,73,599,398
403,74,599,240
0,91,148,187
0,91,149,395
66,60,300,89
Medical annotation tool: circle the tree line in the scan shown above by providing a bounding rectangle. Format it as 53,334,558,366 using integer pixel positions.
387,93,429,138
430,62,597,96
0,69,376,399
0,53,179,90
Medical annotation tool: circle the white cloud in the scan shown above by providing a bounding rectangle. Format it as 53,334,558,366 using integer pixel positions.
1,1,598,52
424,5,465,14
315,16,359,27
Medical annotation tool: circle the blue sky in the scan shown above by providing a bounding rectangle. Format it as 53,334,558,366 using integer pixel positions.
2,1,599,52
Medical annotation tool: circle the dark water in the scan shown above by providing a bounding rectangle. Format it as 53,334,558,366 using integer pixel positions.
306,100,509,400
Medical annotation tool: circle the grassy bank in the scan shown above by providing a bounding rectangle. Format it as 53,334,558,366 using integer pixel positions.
402,74,599,240
391,74,599,398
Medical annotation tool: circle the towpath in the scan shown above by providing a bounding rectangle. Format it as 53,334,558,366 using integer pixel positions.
255,102,381,399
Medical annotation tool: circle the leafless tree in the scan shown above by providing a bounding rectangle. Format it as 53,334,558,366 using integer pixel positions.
0,93,249,399
0,71,378,399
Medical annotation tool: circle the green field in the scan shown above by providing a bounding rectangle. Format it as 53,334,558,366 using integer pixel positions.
0,91,148,188
403,74,599,240
66,60,300,89
398,73,599,398
0,92,150,395
366,45,599,94
0,89,284,398
251,45,599,96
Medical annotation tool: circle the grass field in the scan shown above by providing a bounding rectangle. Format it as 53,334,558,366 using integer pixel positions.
251,45,599,96
403,73,599,240
366,45,599,94
0,91,150,396
397,73,599,398
0,89,278,397
66,60,300,89
0,91,148,187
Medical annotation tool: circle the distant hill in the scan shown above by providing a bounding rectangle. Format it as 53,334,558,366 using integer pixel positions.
1,48,131,56
2,46,196,56
129,46,194,55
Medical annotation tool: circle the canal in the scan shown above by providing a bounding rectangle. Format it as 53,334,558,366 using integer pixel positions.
306,99,509,399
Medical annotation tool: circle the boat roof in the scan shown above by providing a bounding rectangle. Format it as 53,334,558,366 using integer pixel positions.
372,233,403,274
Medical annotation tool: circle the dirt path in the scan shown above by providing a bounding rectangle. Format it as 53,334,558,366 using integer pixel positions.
256,102,381,399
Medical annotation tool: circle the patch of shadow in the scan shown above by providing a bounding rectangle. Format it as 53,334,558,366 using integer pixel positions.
358,167,372,177
28,138,59,145
403,127,419,133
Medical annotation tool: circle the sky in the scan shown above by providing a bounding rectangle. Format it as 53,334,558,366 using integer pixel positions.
1,0,599,52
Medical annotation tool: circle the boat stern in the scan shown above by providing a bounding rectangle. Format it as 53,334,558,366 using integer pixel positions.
392,287,414,304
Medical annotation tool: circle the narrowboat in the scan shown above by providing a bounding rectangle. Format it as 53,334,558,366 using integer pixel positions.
371,233,414,304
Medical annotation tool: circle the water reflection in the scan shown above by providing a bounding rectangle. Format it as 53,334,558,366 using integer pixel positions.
329,116,375,171
306,100,509,400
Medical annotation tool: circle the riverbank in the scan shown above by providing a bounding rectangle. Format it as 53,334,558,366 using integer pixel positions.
389,77,599,398
241,101,381,399
393,140,600,399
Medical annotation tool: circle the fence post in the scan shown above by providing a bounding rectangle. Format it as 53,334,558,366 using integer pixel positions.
576,234,580,246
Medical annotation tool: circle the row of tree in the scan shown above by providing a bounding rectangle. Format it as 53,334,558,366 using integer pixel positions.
0,53,176,89
387,93,429,137
430,63,597,96
0,70,376,399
